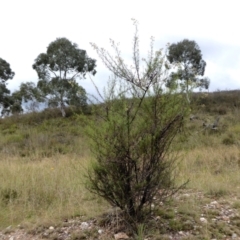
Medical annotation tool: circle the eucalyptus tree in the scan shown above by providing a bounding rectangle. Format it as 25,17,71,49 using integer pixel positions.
167,39,210,102
0,58,15,116
13,80,88,115
33,37,96,116
0,58,15,82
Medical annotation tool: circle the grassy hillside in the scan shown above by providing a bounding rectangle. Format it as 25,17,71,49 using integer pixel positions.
0,90,240,239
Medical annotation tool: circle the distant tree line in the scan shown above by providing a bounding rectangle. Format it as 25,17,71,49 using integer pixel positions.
0,38,209,117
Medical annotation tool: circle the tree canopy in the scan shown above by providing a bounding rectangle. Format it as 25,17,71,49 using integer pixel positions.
167,39,210,102
32,37,96,116
0,58,15,82
0,58,15,116
33,38,96,81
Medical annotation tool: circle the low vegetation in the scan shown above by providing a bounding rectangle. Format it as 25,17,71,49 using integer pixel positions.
0,89,239,239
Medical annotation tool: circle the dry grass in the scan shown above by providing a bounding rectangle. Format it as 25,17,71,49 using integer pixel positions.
0,153,108,229
1,137,240,235
179,145,240,197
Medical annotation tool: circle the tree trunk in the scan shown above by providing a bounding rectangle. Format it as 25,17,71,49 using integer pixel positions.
60,102,66,117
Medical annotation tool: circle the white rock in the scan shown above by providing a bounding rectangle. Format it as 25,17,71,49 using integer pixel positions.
49,226,54,230
232,233,238,238
98,229,104,234
80,222,89,229
179,231,184,235
9,237,14,240
200,217,208,224
211,201,218,205
114,232,129,239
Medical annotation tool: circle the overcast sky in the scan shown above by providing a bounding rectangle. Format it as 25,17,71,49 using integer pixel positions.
1,0,240,96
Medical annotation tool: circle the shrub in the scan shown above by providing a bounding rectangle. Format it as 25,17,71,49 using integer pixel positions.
222,133,236,145
84,20,189,230
0,188,18,205
217,106,228,115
